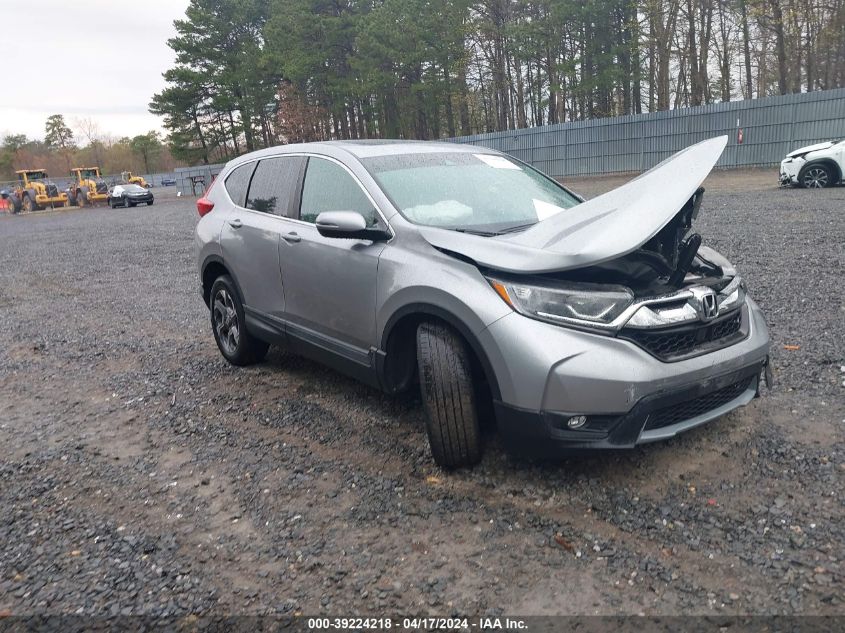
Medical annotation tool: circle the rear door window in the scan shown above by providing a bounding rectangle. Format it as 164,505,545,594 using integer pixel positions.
224,162,255,207
245,157,304,217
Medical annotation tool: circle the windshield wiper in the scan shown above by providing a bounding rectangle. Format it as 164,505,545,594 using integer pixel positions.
493,222,537,235
452,228,500,237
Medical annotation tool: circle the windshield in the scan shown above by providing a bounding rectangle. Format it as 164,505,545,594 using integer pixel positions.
79,169,99,179
363,152,581,233
23,171,47,181
123,184,145,193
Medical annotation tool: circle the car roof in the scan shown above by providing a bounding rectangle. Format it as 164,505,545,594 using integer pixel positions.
227,139,498,167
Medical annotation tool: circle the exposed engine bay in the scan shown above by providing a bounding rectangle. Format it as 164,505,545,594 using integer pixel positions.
542,187,731,298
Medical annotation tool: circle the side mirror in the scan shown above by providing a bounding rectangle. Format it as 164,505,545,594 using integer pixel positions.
315,211,390,241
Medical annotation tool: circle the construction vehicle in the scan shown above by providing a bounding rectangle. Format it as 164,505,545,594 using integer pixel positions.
121,171,151,188
8,170,68,212
68,167,109,206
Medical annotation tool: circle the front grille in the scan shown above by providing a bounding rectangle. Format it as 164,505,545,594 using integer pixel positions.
621,309,744,361
46,184,58,197
643,375,754,431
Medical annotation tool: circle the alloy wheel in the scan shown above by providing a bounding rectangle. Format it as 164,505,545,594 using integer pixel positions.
802,167,829,188
212,289,240,355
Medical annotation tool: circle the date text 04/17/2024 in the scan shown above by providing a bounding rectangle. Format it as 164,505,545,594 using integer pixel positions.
306,617,528,630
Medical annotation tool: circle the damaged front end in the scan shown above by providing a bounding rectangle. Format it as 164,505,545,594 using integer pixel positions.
422,136,760,364
485,185,752,364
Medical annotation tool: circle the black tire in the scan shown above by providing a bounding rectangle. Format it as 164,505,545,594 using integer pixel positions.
68,192,78,206
77,190,88,207
7,196,21,214
416,321,482,468
799,163,832,189
209,275,269,366
22,195,35,213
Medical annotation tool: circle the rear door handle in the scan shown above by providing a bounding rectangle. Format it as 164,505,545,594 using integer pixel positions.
228,219,243,229
282,232,301,243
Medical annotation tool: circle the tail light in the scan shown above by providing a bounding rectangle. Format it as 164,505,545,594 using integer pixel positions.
196,175,218,217
197,198,214,217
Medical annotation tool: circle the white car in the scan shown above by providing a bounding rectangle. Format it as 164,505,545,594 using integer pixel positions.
779,139,844,188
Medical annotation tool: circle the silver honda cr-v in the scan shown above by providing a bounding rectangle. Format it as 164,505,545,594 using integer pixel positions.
195,136,770,467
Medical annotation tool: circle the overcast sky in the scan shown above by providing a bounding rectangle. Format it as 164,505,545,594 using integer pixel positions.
0,0,190,142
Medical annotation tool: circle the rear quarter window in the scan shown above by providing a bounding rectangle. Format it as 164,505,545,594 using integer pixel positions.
224,162,256,207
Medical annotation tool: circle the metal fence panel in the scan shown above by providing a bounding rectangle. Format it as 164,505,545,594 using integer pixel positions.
449,88,845,177
175,164,226,196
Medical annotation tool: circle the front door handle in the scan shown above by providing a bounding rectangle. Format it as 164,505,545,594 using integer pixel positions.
228,219,243,229
283,232,301,243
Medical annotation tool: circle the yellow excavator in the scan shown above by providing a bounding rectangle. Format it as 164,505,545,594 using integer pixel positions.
68,167,109,206
6,170,68,212
121,171,150,188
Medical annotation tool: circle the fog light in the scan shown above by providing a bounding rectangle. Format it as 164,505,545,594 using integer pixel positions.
567,415,588,429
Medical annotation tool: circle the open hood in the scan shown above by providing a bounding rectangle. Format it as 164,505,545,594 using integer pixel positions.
417,136,728,274
786,141,835,157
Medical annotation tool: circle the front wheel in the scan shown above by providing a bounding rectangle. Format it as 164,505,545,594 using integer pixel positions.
22,195,35,213
800,164,832,188
417,322,482,468
77,190,88,207
209,275,269,366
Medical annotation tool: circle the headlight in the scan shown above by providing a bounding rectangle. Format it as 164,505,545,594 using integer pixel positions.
487,276,634,329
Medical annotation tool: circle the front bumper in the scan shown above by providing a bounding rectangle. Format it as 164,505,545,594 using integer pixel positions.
479,297,770,454
780,159,801,185
495,361,764,454
35,194,68,206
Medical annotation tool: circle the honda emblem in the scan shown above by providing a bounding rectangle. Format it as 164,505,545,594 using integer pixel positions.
700,292,719,321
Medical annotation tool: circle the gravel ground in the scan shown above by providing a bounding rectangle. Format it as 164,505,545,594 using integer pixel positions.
0,174,842,618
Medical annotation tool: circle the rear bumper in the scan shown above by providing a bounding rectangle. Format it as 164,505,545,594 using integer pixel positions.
495,360,765,455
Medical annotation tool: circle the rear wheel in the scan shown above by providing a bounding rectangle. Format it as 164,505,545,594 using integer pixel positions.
800,164,832,188
22,195,34,213
7,196,21,214
77,190,88,207
416,322,482,468
209,275,269,366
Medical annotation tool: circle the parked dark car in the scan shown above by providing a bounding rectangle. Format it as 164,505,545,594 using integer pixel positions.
109,184,154,208
161,177,177,187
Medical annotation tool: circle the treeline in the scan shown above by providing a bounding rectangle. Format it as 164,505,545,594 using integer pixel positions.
0,115,180,182
151,0,845,164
